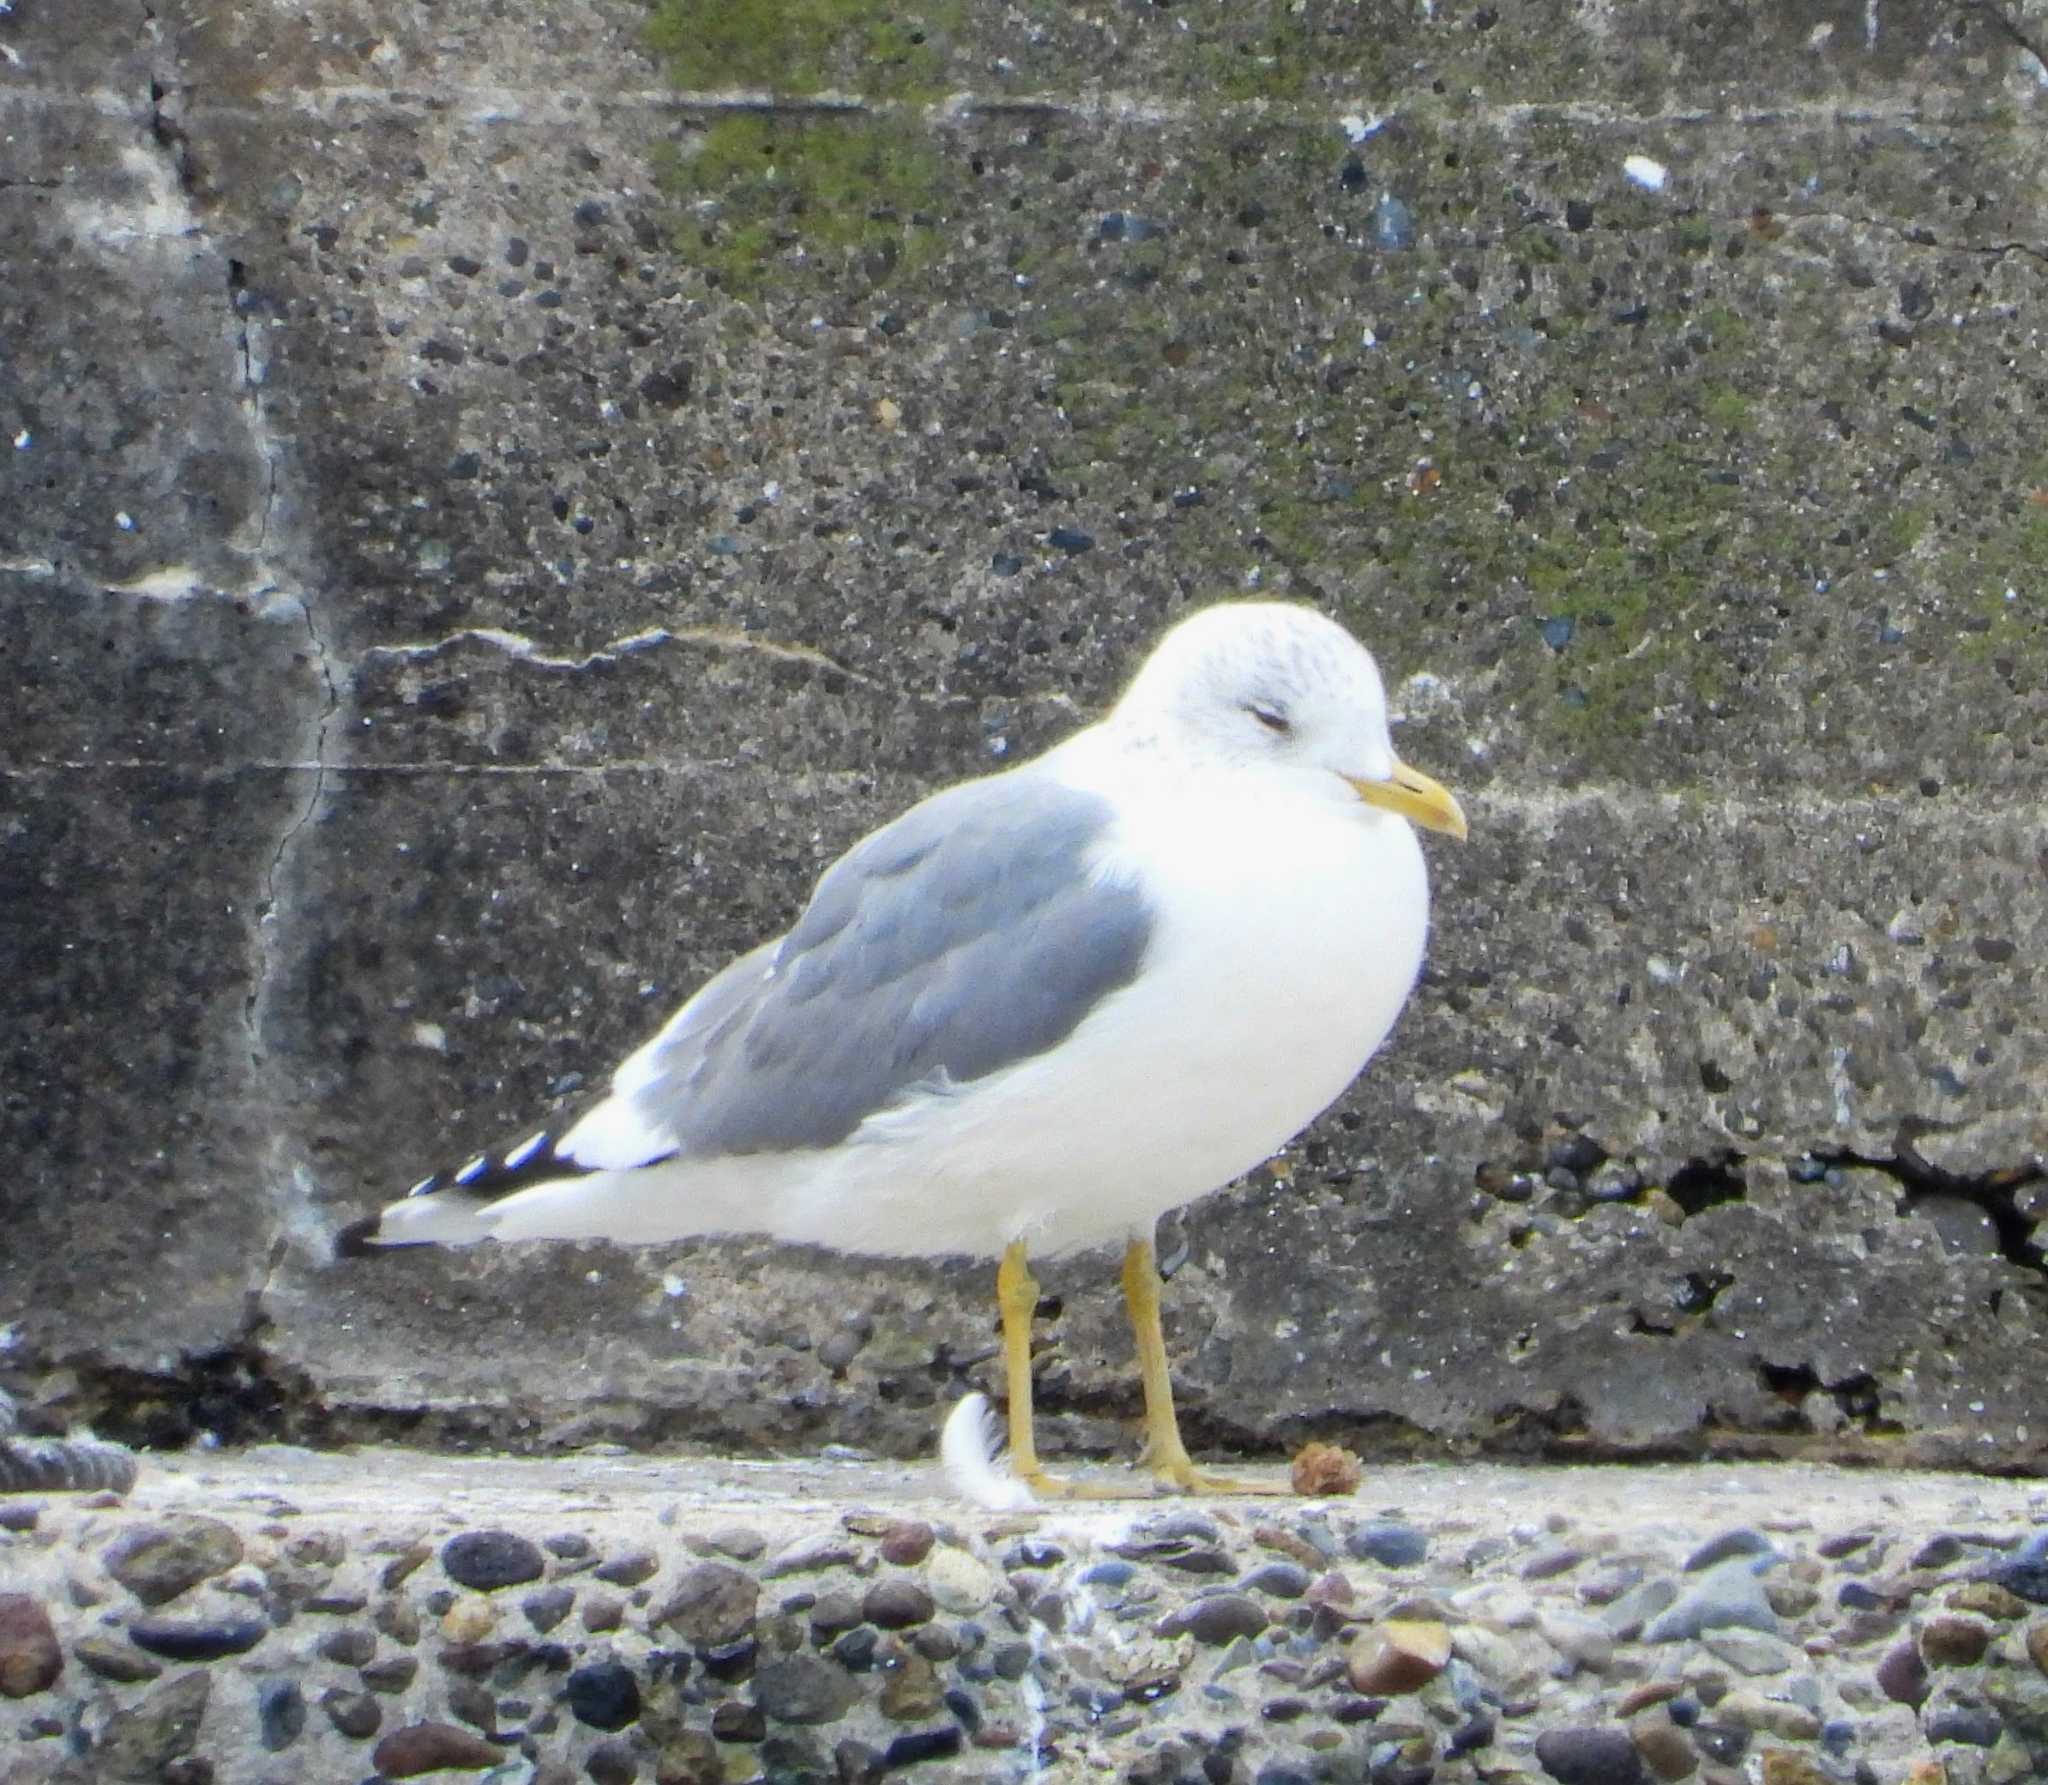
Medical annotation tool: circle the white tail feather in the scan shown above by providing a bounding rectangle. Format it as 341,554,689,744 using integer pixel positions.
940,1394,1036,1510
371,1191,498,1247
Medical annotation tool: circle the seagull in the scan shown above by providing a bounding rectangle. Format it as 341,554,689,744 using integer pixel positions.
341,601,1466,1497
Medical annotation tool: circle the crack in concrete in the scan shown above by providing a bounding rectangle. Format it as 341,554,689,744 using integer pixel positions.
1785,204,2048,269
122,0,343,1349
360,621,884,688
252,599,337,953
1492,197,2046,271
1820,1121,2048,1275
0,758,765,777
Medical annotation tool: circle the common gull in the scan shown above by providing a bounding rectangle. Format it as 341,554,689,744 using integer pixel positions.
342,601,1467,1497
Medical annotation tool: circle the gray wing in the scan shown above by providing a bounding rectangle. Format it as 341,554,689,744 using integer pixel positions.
615,770,1153,1157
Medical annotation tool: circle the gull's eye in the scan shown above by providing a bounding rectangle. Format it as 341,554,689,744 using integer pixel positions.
1247,704,1293,737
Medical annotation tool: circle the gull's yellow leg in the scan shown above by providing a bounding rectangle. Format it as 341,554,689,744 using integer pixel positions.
997,1241,1139,1501
1122,1236,1284,1495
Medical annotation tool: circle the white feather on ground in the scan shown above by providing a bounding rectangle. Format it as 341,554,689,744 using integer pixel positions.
940,1394,1038,1511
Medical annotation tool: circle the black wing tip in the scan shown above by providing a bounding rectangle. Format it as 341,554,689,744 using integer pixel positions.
333,1214,386,1259
340,1131,583,1262
426,1130,567,1200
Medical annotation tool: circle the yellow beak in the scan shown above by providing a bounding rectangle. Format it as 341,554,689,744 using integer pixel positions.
1344,761,1468,840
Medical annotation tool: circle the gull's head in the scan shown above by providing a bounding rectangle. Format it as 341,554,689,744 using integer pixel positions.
1112,602,1467,839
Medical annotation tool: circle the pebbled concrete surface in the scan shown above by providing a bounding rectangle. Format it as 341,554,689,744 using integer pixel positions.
2,0,2046,1469
4,1448,2048,1783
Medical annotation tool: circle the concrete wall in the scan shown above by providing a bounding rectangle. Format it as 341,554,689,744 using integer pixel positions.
4,0,2046,1468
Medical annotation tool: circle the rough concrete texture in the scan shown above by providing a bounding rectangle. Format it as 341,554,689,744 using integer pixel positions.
5,1450,2048,1785
3,0,2047,1472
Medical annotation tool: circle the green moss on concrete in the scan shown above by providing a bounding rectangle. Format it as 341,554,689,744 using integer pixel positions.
1870,503,1929,568
645,0,957,100
659,110,956,292
1692,305,1758,356
1940,480,2048,665
1186,30,1313,103
646,0,963,289
1699,385,1754,433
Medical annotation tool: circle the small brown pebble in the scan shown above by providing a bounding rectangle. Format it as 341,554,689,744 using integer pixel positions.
374,1596,421,1646
656,1730,723,1783
440,1530,544,1592
699,1525,766,1562
752,1653,857,1725
360,1655,419,1694
710,1700,766,1742
2028,1621,2048,1677
523,1585,576,1633
1522,1546,1585,1580
439,1597,496,1643
808,1591,863,1638
1252,1524,1326,1569
1814,1530,1875,1559
586,1737,638,1785
1905,1762,1947,1785
657,1562,758,1645
372,1720,502,1776
862,1580,934,1629
446,1677,496,1734
879,1521,935,1567
581,1593,625,1633
1630,1711,1697,1780
1534,1726,1639,1784
73,1636,162,1684
316,1627,376,1667
321,1687,383,1740
1764,1580,1818,1618
916,1627,962,1668
0,1594,62,1696
102,1518,244,1609
1158,1593,1268,1646
1717,1690,1819,1740
1304,1570,1357,1611
284,1532,345,1569
763,1537,857,1578
880,1651,943,1721
1344,1618,1449,1695
1617,1679,1686,1716
593,1549,659,1588
1875,1640,1929,1706
1289,1442,1363,1497
1918,1614,1991,1667
1945,1582,2026,1620
379,1543,432,1590
439,1640,525,1678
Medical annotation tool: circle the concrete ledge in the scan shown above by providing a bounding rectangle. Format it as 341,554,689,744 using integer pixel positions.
4,1447,2047,1783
